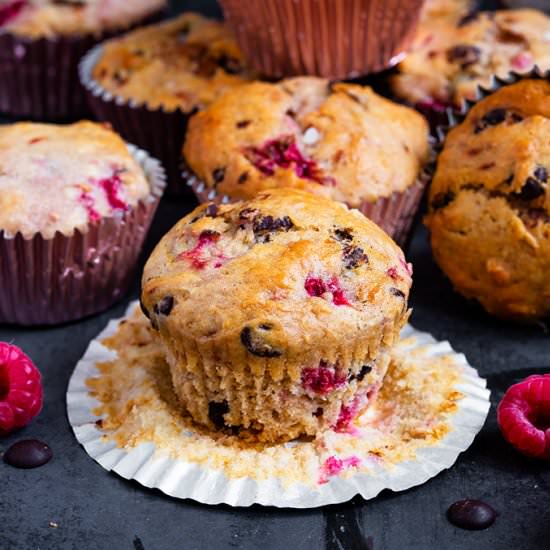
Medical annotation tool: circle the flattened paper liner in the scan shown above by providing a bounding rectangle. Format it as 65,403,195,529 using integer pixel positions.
80,44,194,198
0,147,165,325
67,302,490,508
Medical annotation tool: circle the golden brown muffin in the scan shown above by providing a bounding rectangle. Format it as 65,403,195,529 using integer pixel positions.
0,121,150,239
420,0,477,24
392,9,550,110
0,0,166,38
141,189,412,443
183,77,429,207
92,13,254,112
425,79,550,321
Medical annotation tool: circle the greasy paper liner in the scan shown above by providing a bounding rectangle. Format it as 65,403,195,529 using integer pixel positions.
0,147,165,326
67,301,490,508
184,162,432,249
79,43,194,199
219,0,424,79
0,10,164,120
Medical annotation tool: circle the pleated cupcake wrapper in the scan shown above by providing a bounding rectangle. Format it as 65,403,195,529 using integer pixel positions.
219,0,424,79
0,146,165,326
79,44,195,199
67,301,491,508
183,157,434,249
0,10,165,121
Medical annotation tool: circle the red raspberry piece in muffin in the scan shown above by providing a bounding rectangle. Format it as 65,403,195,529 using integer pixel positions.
497,374,550,460
0,343,43,436
142,188,412,443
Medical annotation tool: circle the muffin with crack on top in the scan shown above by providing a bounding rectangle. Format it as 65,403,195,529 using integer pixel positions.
425,79,550,321
141,188,412,444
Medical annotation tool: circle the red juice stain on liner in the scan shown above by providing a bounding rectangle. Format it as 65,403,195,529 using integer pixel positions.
0,0,26,26
3,439,52,469
447,499,496,530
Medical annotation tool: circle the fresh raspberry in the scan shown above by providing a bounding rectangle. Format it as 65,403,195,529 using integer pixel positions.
304,275,350,306
497,375,550,460
301,361,347,395
178,230,226,269
0,343,43,437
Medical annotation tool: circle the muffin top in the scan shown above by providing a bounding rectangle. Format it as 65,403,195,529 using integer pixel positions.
425,79,550,320
0,121,151,239
92,13,254,112
142,189,412,370
420,0,476,24
0,0,165,38
183,77,430,206
391,9,550,109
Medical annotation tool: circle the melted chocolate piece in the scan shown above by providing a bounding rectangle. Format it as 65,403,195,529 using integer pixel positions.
154,296,174,317
475,109,523,133
431,191,455,210
3,440,52,469
240,325,282,358
205,203,218,218
208,400,229,429
212,167,226,186
334,227,354,242
353,365,373,382
534,166,548,183
343,245,368,269
390,287,405,298
446,45,481,68
447,499,496,530
518,177,545,201
236,120,251,129
252,215,294,243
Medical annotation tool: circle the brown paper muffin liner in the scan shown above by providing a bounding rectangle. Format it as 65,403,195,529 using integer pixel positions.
79,43,195,199
0,10,164,121
0,145,166,326
183,160,433,249
219,0,424,79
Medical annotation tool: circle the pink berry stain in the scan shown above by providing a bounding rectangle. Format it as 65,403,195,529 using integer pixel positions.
301,361,347,395
79,191,100,223
305,275,350,306
511,52,533,71
97,173,128,211
245,135,336,186
497,374,550,460
178,230,226,269
319,455,361,484
0,0,26,26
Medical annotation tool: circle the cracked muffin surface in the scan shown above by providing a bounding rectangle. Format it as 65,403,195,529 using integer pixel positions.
183,77,430,207
92,13,254,112
425,79,550,321
141,189,412,443
391,9,550,110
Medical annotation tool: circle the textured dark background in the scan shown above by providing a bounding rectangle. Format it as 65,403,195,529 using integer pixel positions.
1,1,549,549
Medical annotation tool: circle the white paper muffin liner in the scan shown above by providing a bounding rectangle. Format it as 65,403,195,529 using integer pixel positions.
67,301,490,508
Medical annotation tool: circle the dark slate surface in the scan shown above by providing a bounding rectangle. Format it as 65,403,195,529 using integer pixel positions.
1,1,550,549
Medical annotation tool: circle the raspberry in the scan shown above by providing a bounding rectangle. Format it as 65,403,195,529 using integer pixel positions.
304,275,350,306
301,361,346,395
0,343,43,437
178,230,225,269
497,375,550,460
0,0,26,26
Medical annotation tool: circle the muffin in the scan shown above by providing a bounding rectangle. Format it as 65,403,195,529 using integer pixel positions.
141,189,412,444
0,120,165,325
391,9,550,113
183,77,431,246
425,78,550,321
420,0,477,24
219,0,425,79
80,13,255,195
0,0,166,119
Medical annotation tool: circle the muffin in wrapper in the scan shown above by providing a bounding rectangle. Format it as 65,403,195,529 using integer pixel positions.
141,189,413,444
219,0,425,79
0,144,165,326
0,9,164,120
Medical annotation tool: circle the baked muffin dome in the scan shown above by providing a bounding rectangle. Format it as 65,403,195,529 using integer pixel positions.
0,0,166,38
142,189,412,443
0,121,150,239
425,79,550,321
183,77,430,207
391,9,550,110
92,13,254,112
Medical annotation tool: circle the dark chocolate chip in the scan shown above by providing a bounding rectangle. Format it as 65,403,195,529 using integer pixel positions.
447,499,496,530
217,54,242,74
155,296,174,316
236,120,251,129
3,440,52,469
205,203,218,218
343,245,368,269
457,11,479,27
431,191,455,210
334,227,354,242
212,167,225,186
253,215,294,242
475,109,522,133
446,44,481,68
199,229,220,240
238,172,249,184
355,365,373,382
113,69,129,86
240,326,282,358
208,400,229,429
313,407,324,417
390,287,405,298
534,166,548,182
239,207,258,220
518,177,545,200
